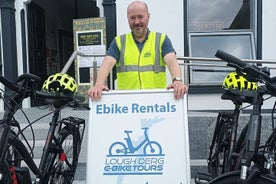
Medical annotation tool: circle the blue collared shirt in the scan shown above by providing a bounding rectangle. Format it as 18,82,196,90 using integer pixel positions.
106,30,176,61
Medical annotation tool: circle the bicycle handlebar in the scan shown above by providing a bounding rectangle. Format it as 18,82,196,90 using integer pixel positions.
215,49,246,68
0,73,86,107
36,91,72,100
0,73,41,92
35,90,85,104
0,76,20,92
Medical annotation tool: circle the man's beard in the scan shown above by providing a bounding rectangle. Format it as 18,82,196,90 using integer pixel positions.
133,26,144,38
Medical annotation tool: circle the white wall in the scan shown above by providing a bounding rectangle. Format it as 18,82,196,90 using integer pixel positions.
262,0,276,76
260,0,276,111
262,0,276,61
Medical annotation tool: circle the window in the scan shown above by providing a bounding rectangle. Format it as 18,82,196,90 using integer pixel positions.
189,31,255,84
187,0,256,86
188,0,251,32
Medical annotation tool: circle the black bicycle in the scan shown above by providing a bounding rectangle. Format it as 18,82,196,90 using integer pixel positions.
195,72,256,183
205,49,276,184
0,73,87,184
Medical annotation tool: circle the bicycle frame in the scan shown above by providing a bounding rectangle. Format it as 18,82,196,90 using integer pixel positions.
0,92,25,161
0,124,10,162
207,93,246,173
109,127,162,156
240,89,264,181
8,107,65,182
38,109,63,181
227,103,241,169
124,128,151,153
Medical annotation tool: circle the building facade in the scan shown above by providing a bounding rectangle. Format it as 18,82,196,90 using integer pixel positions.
0,0,275,110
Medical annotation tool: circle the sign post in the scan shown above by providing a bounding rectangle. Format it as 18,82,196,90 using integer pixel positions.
87,89,191,184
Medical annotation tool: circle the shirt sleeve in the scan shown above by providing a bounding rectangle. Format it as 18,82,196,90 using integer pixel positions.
161,35,176,57
106,39,120,61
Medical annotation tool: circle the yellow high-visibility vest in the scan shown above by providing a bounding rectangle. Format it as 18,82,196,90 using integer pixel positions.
115,32,166,89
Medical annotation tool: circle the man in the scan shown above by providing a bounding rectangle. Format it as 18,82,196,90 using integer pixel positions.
88,1,188,100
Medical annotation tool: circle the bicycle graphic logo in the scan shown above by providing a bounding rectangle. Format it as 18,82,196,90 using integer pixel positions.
108,127,163,156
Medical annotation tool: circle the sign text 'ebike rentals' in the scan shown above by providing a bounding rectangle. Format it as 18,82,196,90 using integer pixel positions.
87,90,191,184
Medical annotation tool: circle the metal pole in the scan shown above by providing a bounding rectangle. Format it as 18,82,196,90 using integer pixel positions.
93,58,97,86
60,50,78,74
0,0,17,111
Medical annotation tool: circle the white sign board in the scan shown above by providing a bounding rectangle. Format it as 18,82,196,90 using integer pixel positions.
87,89,191,184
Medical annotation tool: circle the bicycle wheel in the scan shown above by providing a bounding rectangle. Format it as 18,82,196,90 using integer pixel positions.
109,142,128,155
208,171,276,184
143,141,162,155
45,125,81,184
263,129,276,176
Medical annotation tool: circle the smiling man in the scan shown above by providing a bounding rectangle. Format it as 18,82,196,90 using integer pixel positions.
88,1,188,101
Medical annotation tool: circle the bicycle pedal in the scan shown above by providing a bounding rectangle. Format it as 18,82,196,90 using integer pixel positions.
194,172,212,184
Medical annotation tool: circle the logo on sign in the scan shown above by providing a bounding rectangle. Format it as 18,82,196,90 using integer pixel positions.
104,126,165,175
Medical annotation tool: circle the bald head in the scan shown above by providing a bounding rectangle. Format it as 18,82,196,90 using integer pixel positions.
127,1,149,15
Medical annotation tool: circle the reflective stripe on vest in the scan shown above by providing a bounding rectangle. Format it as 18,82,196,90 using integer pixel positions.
117,32,165,73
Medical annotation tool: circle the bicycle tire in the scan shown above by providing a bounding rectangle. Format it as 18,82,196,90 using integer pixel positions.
208,171,276,184
265,128,276,152
263,129,276,176
44,125,81,184
143,141,162,155
109,142,128,155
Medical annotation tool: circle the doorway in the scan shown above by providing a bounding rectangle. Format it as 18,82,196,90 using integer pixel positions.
27,0,99,105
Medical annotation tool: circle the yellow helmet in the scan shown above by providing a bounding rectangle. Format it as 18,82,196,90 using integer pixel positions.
42,73,77,95
222,72,257,96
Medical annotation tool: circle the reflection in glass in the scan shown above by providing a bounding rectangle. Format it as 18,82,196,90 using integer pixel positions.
188,0,250,31
187,0,254,85
189,32,255,84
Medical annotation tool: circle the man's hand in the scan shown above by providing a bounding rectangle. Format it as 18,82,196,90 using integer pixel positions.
88,85,109,101
166,81,188,100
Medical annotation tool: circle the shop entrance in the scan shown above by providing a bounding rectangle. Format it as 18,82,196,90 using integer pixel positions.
27,0,99,105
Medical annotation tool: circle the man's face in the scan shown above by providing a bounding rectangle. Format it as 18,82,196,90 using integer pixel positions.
127,3,150,40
